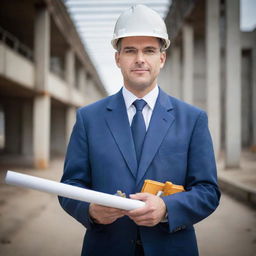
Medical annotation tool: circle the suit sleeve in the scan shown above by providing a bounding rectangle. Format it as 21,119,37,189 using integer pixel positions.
58,109,93,229
162,111,221,233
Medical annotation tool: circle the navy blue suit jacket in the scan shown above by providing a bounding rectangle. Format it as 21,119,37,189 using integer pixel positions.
59,88,220,256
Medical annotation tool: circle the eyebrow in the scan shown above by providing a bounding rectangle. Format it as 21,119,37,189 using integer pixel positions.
123,46,136,50
144,46,158,50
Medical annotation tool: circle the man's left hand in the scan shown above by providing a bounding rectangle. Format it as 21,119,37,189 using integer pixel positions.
124,193,167,226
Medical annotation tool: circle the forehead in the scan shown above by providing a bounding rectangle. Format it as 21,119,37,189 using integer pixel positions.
121,36,160,48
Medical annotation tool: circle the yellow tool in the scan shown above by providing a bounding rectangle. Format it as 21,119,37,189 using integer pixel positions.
141,179,185,196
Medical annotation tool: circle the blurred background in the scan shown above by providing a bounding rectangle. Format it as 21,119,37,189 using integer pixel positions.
0,0,255,255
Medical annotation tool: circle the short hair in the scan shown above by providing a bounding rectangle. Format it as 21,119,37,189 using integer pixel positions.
116,39,122,52
116,38,165,52
158,38,165,52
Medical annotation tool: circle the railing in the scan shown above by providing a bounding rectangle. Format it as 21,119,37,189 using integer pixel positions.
0,26,66,79
0,26,33,60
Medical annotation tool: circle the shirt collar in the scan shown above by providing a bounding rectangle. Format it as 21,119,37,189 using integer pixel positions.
122,86,159,110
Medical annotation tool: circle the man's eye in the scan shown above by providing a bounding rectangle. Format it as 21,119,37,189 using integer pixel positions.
145,49,156,54
124,49,135,53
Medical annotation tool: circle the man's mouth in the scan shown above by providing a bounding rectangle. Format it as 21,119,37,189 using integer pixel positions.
131,69,149,73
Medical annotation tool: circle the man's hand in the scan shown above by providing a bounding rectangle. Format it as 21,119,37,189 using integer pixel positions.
89,203,125,225
125,193,167,226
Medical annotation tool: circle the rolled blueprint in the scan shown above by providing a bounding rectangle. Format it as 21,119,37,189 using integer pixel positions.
5,171,145,210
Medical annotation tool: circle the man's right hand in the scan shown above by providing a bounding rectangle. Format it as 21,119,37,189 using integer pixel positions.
89,203,125,224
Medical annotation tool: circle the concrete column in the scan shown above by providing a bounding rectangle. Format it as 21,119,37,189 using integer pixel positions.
89,79,101,103
21,101,33,157
158,56,171,94
182,24,194,104
33,95,50,169
193,37,206,110
78,67,86,94
206,0,221,158
34,5,50,91
225,0,241,168
33,5,51,169
252,46,256,148
65,48,75,88
83,72,88,96
66,106,76,146
171,46,181,99
86,76,93,102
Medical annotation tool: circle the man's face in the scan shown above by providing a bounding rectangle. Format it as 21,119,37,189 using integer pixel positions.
115,36,166,95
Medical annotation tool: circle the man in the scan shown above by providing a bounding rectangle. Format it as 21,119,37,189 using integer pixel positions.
59,5,220,256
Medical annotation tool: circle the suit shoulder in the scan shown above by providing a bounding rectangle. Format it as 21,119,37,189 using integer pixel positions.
165,95,209,131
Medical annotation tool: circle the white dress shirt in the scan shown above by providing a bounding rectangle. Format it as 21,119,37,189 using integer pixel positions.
122,86,159,130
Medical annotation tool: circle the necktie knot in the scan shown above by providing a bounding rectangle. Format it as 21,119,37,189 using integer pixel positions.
133,99,147,112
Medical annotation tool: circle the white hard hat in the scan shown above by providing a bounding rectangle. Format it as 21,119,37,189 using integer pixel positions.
111,4,170,50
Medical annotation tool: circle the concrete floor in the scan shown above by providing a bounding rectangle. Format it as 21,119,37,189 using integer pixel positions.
0,159,255,256
196,194,256,256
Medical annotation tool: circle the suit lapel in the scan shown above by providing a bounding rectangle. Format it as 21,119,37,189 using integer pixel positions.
105,90,138,178
136,89,175,185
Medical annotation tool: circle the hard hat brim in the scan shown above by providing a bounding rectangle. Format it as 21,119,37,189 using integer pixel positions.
111,34,170,50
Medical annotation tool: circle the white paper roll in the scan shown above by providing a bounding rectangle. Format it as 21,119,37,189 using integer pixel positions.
5,171,145,211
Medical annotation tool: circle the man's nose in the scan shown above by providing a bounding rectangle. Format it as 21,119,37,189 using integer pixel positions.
135,51,145,64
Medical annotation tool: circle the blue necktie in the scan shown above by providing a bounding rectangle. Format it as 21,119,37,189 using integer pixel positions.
131,99,147,164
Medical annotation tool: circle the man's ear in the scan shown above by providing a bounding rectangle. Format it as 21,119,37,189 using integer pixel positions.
160,51,166,69
115,52,121,68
